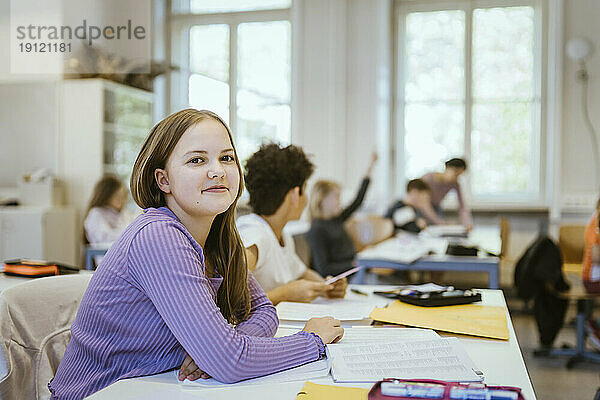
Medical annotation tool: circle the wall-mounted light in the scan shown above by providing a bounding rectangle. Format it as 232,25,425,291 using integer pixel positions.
566,37,597,186
566,37,592,82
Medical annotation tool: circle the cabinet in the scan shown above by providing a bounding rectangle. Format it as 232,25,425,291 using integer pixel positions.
60,79,153,221
0,206,77,265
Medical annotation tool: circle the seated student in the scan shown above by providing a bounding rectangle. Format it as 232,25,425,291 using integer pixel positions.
385,179,431,234
583,197,600,294
421,158,473,229
238,143,347,306
49,110,343,399
83,175,136,245
306,153,377,277
582,197,600,350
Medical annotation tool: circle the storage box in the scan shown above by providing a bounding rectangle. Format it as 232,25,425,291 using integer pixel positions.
18,176,64,206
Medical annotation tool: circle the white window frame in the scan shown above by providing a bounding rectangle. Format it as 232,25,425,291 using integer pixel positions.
168,3,294,146
393,0,548,209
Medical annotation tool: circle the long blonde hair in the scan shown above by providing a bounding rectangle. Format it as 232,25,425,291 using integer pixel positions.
309,180,341,220
130,109,250,324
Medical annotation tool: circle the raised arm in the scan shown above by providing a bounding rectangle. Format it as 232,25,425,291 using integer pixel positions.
339,178,371,221
128,222,322,383
339,153,377,221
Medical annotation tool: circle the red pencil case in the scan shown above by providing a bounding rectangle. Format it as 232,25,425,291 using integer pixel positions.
368,379,525,400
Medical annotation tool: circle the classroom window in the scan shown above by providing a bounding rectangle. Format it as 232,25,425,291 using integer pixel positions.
397,2,541,204
171,2,292,163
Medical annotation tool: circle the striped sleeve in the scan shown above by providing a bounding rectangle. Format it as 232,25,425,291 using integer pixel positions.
234,272,278,337
127,221,321,383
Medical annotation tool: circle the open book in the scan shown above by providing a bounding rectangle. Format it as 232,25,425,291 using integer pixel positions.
327,337,482,383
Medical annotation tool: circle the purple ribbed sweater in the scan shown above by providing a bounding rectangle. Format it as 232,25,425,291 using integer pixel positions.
49,207,323,399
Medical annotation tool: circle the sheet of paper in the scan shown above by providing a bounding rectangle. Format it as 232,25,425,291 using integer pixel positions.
357,236,430,264
327,337,482,383
276,301,377,321
420,225,467,238
333,326,439,344
296,381,369,400
177,358,330,388
275,326,439,343
370,300,509,340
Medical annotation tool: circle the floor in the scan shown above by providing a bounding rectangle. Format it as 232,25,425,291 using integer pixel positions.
509,299,600,400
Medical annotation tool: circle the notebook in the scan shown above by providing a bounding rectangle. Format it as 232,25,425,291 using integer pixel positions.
327,337,483,383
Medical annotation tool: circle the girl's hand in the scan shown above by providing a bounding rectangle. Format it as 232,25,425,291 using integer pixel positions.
178,353,211,381
325,277,347,298
302,316,344,344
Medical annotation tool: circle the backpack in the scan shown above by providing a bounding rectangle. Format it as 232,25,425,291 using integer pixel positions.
514,235,569,300
513,235,571,347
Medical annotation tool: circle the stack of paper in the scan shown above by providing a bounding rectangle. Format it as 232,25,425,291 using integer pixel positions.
177,358,331,388
327,337,482,383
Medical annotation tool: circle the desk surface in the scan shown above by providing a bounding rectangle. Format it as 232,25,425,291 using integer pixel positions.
88,286,536,400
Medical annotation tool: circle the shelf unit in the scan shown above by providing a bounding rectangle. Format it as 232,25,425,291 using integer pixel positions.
60,79,153,222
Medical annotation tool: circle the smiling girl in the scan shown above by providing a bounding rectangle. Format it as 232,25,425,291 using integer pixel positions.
49,109,343,400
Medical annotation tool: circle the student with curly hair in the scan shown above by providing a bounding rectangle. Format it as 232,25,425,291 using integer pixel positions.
238,143,347,305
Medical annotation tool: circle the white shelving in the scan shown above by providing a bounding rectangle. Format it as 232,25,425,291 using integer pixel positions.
59,79,153,222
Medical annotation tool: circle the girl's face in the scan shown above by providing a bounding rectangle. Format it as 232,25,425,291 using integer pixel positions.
108,186,127,212
157,119,240,219
321,188,341,219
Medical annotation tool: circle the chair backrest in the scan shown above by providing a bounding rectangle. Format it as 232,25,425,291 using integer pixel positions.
499,217,510,259
558,225,586,264
345,215,394,252
0,274,92,400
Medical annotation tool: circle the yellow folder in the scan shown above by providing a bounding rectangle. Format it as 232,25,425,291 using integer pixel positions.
369,301,509,340
296,381,369,400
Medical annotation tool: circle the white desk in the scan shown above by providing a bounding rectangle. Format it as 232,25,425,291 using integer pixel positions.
0,274,32,293
88,286,536,400
0,271,94,293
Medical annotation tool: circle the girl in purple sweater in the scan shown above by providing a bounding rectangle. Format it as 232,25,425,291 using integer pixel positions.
49,109,343,399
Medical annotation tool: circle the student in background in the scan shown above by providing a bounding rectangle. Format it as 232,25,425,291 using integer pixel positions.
238,143,347,305
50,110,343,399
421,158,473,229
385,178,432,234
83,175,136,245
583,197,600,293
582,197,600,349
306,153,377,277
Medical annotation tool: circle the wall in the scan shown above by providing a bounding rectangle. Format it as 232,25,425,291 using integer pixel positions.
561,0,600,213
0,82,60,187
294,0,392,212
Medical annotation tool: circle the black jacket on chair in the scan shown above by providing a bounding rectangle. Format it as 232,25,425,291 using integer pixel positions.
514,235,570,347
